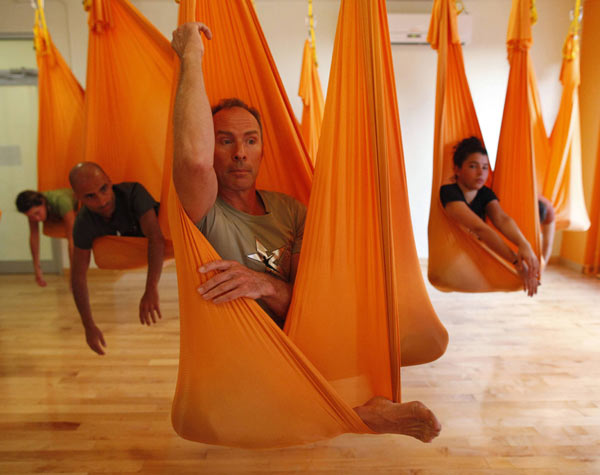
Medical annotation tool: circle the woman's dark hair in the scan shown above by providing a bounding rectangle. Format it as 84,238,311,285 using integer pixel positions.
453,136,488,168
212,98,263,138
16,190,45,213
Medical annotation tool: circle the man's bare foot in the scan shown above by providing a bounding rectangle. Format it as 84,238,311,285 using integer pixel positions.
354,396,441,442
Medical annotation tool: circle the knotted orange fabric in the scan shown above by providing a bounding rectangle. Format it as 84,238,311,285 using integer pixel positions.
169,0,446,447
298,38,324,164
542,0,590,231
34,3,85,239
427,0,522,292
83,0,174,268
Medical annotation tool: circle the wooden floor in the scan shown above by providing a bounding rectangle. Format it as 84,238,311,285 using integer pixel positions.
0,263,599,474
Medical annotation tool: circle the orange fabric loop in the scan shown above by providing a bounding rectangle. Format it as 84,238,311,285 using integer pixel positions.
427,0,524,292
542,0,589,231
34,5,85,243
298,39,324,164
83,0,175,266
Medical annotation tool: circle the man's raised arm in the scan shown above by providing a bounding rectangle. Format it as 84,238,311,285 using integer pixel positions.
172,22,217,223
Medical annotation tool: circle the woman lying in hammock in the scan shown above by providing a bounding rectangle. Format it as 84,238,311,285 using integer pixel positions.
440,137,553,297
16,189,77,286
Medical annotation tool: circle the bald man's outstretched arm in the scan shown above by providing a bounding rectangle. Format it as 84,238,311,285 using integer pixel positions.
71,246,106,355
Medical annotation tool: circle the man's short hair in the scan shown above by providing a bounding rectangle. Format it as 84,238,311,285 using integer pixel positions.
212,98,263,137
16,190,45,213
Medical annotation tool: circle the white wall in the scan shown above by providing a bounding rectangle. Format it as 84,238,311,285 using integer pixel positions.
0,0,573,257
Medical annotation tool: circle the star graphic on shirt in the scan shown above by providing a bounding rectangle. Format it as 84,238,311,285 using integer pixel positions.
247,239,286,278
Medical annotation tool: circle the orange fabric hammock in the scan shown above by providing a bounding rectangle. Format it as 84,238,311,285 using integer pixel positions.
541,1,590,231
427,0,541,292
34,4,85,239
427,0,522,292
83,0,175,269
169,0,447,448
298,38,324,164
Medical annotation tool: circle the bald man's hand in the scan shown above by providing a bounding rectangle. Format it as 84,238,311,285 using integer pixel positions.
171,22,213,60
139,286,162,326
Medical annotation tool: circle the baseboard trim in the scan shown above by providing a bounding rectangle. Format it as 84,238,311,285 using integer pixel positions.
558,257,584,273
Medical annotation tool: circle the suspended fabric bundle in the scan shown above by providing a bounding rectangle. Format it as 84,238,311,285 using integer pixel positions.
169,0,447,448
298,38,324,164
34,5,85,239
584,131,600,275
492,0,541,259
427,0,523,292
580,0,600,276
542,2,590,231
84,0,175,268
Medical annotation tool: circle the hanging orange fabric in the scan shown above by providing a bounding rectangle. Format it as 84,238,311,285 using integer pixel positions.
492,0,541,259
83,0,175,268
34,3,85,239
286,0,447,401
297,3,325,165
169,0,446,447
542,1,590,231
427,0,522,292
584,128,600,274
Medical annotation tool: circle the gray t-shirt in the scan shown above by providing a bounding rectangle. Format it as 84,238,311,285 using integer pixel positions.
197,190,306,325
73,182,158,250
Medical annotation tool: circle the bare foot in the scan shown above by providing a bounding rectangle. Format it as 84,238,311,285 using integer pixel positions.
354,396,441,442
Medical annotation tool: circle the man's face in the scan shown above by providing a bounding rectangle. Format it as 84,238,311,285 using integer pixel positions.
213,107,263,193
25,204,47,223
73,170,116,218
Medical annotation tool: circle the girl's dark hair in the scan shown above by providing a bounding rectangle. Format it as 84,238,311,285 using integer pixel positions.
453,136,487,168
16,190,45,213
212,98,263,137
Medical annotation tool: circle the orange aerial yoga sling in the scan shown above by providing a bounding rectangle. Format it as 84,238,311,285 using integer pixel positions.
539,0,590,231
168,0,447,448
83,0,174,269
427,0,540,293
297,0,324,164
34,2,85,239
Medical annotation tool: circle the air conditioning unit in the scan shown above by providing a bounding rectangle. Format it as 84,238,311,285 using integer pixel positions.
387,13,473,45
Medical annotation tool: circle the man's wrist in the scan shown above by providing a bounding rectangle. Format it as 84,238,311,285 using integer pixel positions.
144,283,158,293
181,46,204,63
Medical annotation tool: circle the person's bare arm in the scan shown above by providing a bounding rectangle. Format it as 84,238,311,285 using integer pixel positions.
71,246,106,354
28,219,46,287
171,22,218,223
138,209,165,326
62,210,76,268
198,253,301,319
486,200,539,283
444,200,538,296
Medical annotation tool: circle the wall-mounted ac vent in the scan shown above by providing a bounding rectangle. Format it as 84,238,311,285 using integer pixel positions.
0,68,38,86
388,13,473,46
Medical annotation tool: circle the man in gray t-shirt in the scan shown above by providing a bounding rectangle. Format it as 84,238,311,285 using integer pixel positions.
198,190,306,326
169,21,442,443
171,25,305,327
